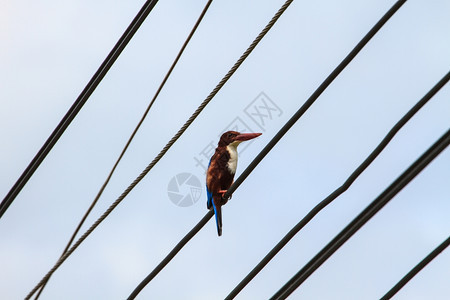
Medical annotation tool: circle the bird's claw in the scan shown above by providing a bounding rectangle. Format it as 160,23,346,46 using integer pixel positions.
218,190,232,204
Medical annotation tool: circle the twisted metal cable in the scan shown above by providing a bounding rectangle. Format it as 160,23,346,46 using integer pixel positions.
25,0,294,298
33,1,214,299
0,0,159,219
223,0,407,200
129,1,409,298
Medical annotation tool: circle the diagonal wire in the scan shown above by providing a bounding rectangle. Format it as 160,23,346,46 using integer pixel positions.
127,211,214,299
25,0,293,298
381,235,450,300
226,69,450,299
0,0,160,219
223,0,407,200
33,1,214,299
128,1,407,298
271,128,450,300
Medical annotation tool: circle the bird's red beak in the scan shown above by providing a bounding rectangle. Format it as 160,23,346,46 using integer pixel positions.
235,132,262,142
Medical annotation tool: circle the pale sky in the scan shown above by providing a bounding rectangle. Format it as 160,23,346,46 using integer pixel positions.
1,0,450,299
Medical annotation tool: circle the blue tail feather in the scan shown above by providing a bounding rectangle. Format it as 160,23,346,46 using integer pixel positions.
206,158,222,236
211,200,222,236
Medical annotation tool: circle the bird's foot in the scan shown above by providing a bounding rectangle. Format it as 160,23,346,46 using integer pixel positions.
218,190,232,205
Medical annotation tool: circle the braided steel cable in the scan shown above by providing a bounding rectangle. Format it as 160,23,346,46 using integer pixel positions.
0,0,160,219
224,0,407,200
33,1,213,299
129,1,409,298
25,0,293,298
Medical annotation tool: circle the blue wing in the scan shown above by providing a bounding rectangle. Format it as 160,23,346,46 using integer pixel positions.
206,158,213,209
206,184,213,209
207,183,222,235
206,158,222,236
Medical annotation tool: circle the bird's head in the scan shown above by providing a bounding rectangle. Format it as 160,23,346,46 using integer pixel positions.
218,131,262,148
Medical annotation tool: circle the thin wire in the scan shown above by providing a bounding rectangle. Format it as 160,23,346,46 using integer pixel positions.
126,1,297,298
33,1,214,299
25,0,293,298
0,0,160,219
380,235,450,300
129,1,407,297
271,128,450,300
226,69,450,299
223,0,407,199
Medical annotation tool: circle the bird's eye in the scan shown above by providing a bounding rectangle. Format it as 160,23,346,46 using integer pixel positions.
228,133,234,138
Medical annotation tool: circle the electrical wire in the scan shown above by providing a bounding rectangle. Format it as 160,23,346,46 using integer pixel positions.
223,0,407,200
25,0,293,298
128,1,407,298
127,211,215,300
33,1,214,299
0,0,160,219
226,69,450,299
380,235,450,300
270,128,450,300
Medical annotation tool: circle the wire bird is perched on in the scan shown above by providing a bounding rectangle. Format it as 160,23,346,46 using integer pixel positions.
206,131,262,236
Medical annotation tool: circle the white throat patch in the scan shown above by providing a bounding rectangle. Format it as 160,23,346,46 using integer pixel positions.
226,142,240,174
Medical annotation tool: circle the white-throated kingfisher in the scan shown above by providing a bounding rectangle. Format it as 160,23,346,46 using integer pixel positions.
206,131,262,236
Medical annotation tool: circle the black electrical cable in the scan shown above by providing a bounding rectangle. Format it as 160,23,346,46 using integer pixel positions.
126,1,295,298
226,69,450,299
33,2,212,299
129,1,407,298
127,211,214,300
223,0,407,199
271,128,450,300
0,0,159,219
26,0,293,298
381,235,450,300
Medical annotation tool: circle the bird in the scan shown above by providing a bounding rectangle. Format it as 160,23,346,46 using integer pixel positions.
206,130,262,236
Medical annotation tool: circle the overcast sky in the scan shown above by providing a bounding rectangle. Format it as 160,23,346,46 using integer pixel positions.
1,0,450,299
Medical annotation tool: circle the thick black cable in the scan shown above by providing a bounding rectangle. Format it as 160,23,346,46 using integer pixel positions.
26,0,293,298
62,0,212,258
226,69,450,299
127,211,214,300
126,1,296,298
381,235,450,300
33,2,213,299
271,128,450,300
128,1,408,298
223,0,407,199
0,0,160,219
